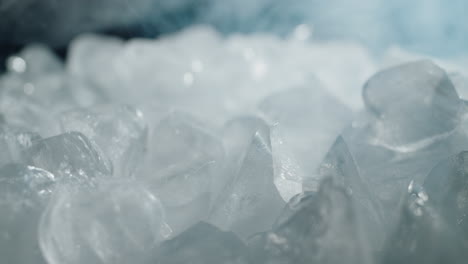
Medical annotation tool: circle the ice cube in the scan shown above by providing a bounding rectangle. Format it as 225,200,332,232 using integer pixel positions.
423,151,468,245
0,75,60,136
0,163,55,264
343,104,468,220
310,136,385,247
259,85,352,187
209,123,285,238
249,178,373,264
25,132,112,185
0,125,41,167
15,44,63,76
60,105,147,178
67,34,124,87
363,60,461,149
152,222,249,264
39,181,171,264
0,46,73,136
142,112,224,234
381,182,466,264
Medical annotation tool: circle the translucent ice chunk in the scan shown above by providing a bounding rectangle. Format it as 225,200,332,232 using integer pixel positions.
381,182,466,264
152,222,249,264
424,151,468,245
209,123,285,237
342,110,468,222
0,125,41,167
363,60,461,149
60,105,147,178
0,164,55,264
259,85,352,187
0,46,72,136
15,44,64,76
39,181,171,264
314,136,385,247
67,34,124,86
249,178,373,264
25,132,112,185
0,75,60,136
143,112,224,234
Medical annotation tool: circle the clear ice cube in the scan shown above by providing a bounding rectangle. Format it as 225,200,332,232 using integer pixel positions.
259,85,352,188
142,112,224,234
310,136,385,247
209,122,285,238
39,181,171,264
25,132,112,185
363,60,461,149
60,105,147,178
424,151,468,245
0,163,55,264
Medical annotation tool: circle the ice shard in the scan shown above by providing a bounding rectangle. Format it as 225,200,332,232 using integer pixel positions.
210,121,285,238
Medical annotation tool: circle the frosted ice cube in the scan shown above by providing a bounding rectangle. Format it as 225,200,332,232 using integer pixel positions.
153,222,249,264
381,182,466,264
209,123,285,237
143,112,224,234
249,178,373,264
25,132,112,185
60,105,147,178
0,164,55,264
39,181,171,264
259,85,352,187
363,60,461,149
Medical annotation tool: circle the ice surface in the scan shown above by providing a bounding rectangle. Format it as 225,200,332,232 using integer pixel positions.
152,222,249,264
363,60,462,149
209,122,285,238
0,163,55,264
39,181,171,264
249,178,373,264
342,113,468,222
25,132,112,185
60,105,147,178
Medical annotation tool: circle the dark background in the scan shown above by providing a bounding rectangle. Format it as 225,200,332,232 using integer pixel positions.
1,0,467,72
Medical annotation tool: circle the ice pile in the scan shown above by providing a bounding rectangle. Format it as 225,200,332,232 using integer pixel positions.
2,25,468,264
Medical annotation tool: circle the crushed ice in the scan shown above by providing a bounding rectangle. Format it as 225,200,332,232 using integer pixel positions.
1,25,468,264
